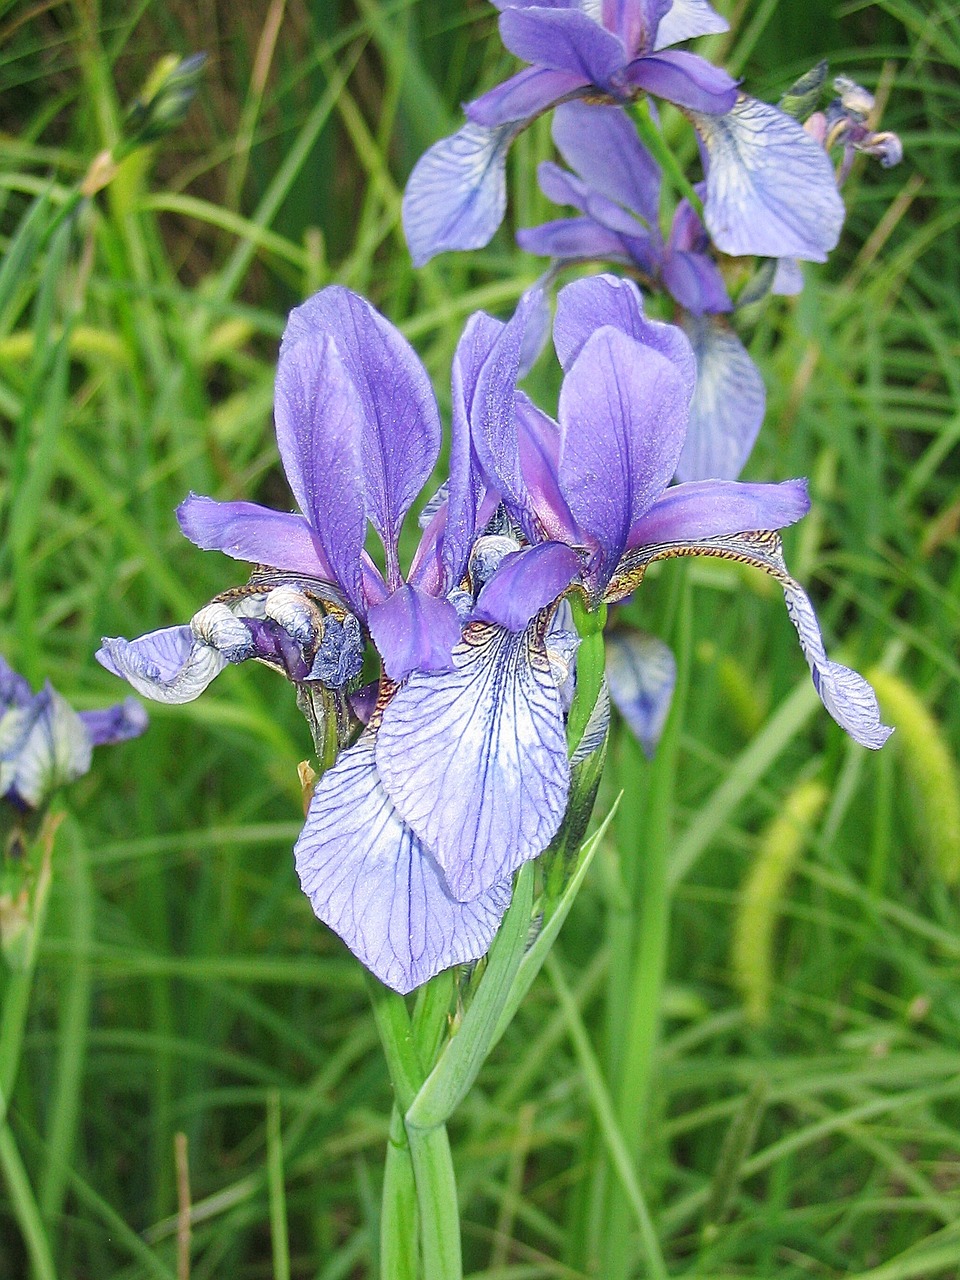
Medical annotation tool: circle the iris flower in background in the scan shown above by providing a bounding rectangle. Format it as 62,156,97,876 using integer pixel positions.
518,100,766,481
402,0,843,270
99,277,891,995
0,656,146,811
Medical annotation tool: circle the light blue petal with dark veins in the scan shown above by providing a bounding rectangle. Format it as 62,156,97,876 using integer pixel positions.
376,622,569,902
676,313,765,481
0,686,92,808
653,0,728,50
295,734,513,994
690,96,845,261
402,121,522,266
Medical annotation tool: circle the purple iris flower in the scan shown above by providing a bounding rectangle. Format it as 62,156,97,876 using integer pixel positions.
464,273,892,746
402,0,844,271
518,100,765,481
98,285,584,994
0,655,147,810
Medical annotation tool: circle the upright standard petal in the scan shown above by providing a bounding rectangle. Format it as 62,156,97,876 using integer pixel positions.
553,275,696,403
604,0,671,56
626,50,737,114
499,7,628,89
177,497,334,582
552,101,661,224
96,627,228,704
606,629,676,755
691,96,845,261
367,585,462,682
0,687,92,808
281,289,441,584
653,0,728,50
558,325,689,587
376,622,569,902
295,735,513,994
675,314,765,481
403,121,522,265
273,335,367,610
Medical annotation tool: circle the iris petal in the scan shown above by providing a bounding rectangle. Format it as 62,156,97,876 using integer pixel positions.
653,0,728,50
0,687,92,808
466,66,587,128
473,543,581,630
690,96,845,261
403,121,521,265
558,325,689,587
96,626,227,705
281,289,441,584
606,630,676,756
499,7,628,87
79,700,149,747
367,585,462,682
627,478,809,549
552,102,661,224
177,496,333,580
626,50,737,114
554,274,696,402
273,334,367,611
295,735,513,994
675,314,766,481
517,216,637,264
376,622,569,902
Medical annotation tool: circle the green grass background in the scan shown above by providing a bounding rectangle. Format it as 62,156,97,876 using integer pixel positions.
1,0,959,1276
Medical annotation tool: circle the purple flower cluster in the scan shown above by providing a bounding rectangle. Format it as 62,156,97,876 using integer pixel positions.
98,276,891,993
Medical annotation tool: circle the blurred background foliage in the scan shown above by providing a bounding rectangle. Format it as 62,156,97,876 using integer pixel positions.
1,0,959,1276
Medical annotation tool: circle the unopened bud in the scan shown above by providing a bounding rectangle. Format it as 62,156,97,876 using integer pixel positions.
779,60,828,121
125,52,206,147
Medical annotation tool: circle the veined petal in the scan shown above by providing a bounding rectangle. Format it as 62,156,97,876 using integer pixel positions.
558,325,689,586
177,496,334,581
627,477,809,548
554,275,696,403
376,622,569,902
675,314,765,481
626,50,737,114
403,121,521,265
517,216,637,265
782,577,893,749
691,96,845,261
0,686,91,808
515,391,582,543
96,626,227,704
473,543,581,630
499,7,628,87
466,66,587,128
295,735,513,994
606,629,676,755
653,0,728,50
273,335,366,610
367,585,461,682
468,291,548,540
552,101,661,224
608,528,892,749
661,248,732,313
281,289,441,583
78,699,149,747
603,0,671,55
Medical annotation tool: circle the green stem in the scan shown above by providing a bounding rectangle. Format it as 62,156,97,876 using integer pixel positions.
566,596,607,750
0,1125,57,1280
602,569,693,1280
366,977,463,1280
381,1106,419,1280
630,99,705,221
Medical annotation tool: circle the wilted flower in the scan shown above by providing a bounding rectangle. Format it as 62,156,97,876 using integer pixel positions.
0,656,146,811
402,0,843,269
